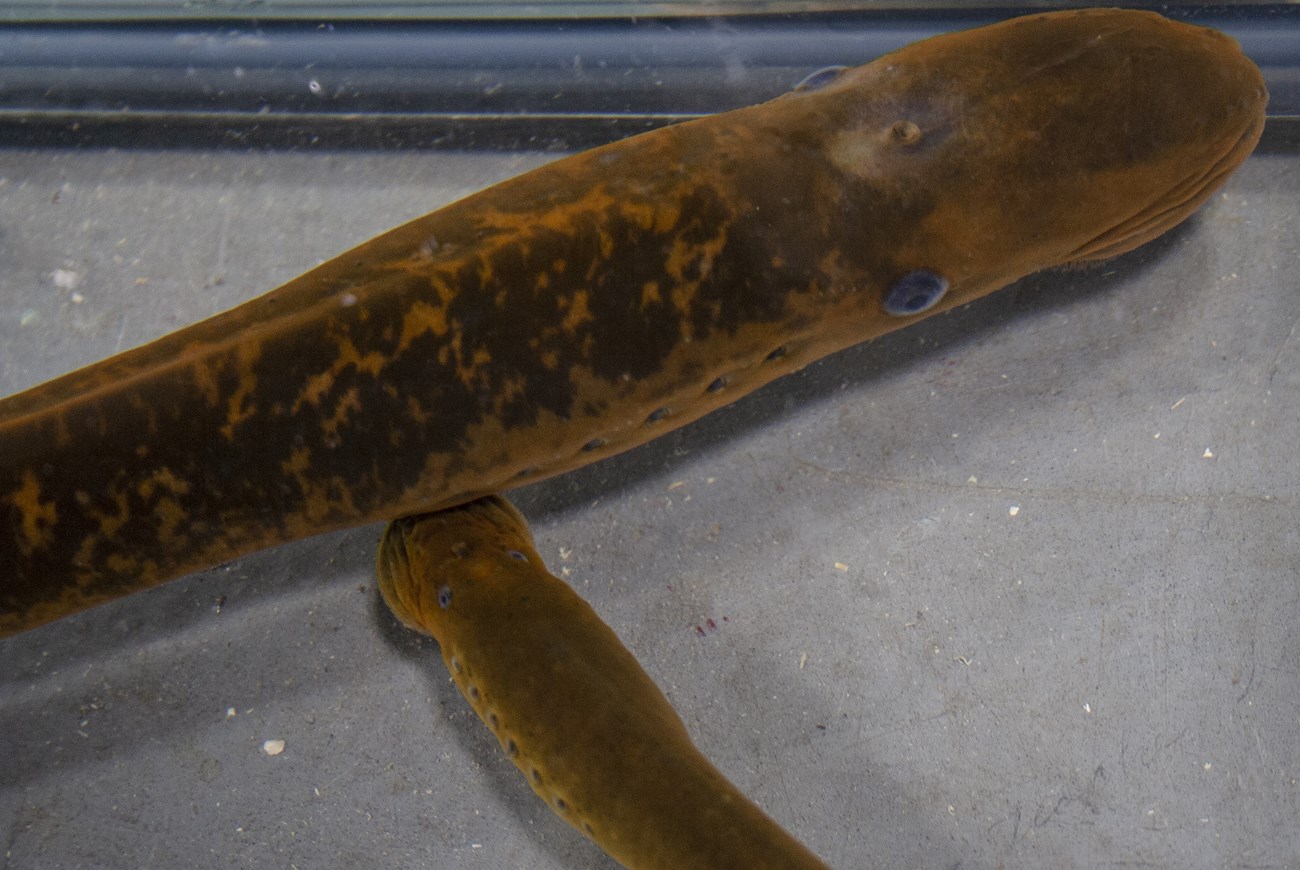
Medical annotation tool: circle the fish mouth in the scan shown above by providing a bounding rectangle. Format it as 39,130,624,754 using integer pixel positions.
1066,100,1267,264
377,517,423,631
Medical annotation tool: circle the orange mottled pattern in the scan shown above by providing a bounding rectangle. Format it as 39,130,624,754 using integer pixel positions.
0,10,1266,635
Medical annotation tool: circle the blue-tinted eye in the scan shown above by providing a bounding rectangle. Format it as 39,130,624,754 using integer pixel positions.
884,270,949,316
437,585,453,608
794,66,848,92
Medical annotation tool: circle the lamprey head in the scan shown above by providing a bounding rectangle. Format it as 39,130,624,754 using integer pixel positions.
788,8,1267,318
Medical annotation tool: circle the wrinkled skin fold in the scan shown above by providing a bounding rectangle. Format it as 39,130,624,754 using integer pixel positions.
378,495,832,870
0,10,1266,639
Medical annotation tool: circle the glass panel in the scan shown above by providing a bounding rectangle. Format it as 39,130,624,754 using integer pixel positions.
2,0,1292,22
2,7,1297,870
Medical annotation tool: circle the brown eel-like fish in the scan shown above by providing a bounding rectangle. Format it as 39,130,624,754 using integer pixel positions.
0,9,1266,640
378,496,832,869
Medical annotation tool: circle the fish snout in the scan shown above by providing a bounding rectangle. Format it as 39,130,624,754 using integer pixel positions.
1058,14,1267,263
377,515,428,633
881,10,1268,280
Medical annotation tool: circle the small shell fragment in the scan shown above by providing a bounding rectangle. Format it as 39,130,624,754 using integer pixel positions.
51,268,80,289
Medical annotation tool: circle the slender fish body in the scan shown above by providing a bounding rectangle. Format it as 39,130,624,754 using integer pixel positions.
0,10,1267,634
377,496,831,870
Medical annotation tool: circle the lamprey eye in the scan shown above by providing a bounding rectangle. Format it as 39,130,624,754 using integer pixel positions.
794,65,848,92
884,270,949,316
437,585,453,608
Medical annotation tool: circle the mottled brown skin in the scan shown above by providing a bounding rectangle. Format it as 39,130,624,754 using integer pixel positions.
378,495,831,870
0,9,1267,635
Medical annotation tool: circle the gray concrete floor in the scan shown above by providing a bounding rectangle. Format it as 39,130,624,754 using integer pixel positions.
0,139,1296,869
